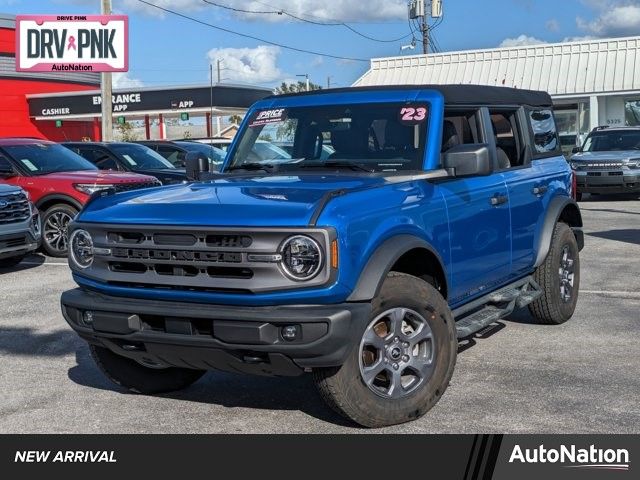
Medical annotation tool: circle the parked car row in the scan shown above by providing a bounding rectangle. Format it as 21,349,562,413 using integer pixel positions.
0,135,318,258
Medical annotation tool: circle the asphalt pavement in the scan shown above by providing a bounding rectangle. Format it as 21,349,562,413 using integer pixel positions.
0,195,638,433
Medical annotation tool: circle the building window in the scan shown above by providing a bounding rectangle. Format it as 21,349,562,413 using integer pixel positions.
625,100,640,126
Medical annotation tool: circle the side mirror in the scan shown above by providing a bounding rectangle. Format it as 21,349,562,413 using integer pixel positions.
571,146,581,154
442,144,492,177
185,151,209,181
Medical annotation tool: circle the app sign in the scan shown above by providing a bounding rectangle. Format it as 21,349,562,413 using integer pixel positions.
16,15,128,72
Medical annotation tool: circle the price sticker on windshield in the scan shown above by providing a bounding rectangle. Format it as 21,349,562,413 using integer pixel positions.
398,106,428,125
249,108,287,128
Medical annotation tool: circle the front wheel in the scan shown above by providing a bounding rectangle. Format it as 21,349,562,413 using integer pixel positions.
42,204,77,257
90,345,206,394
314,272,457,428
529,222,580,324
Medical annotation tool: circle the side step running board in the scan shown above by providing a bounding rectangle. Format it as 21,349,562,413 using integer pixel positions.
453,276,542,339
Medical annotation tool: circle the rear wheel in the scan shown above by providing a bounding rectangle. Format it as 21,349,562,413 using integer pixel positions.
42,204,77,257
90,345,206,394
314,272,457,428
529,222,580,324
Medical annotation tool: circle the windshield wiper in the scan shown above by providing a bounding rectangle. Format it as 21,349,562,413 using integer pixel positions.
227,162,277,172
299,161,375,173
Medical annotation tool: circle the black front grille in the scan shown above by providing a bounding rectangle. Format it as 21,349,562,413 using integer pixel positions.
113,182,159,193
79,224,332,294
0,192,30,225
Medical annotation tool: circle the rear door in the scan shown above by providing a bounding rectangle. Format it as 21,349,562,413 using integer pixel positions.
496,107,563,276
437,108,512,305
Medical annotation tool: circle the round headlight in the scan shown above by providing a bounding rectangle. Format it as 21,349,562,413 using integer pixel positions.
69,229,94,269
280,235,323,281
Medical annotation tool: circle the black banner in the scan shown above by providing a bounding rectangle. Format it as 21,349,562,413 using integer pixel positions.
0,435,636,479
27,84,271,117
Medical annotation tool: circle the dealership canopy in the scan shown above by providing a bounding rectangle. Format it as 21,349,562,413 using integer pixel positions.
27,83,272,121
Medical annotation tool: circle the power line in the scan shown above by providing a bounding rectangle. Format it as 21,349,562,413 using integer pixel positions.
136,0,369,62
201,0,413,43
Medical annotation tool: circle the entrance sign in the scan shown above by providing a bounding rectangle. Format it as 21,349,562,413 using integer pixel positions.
16,15,128,72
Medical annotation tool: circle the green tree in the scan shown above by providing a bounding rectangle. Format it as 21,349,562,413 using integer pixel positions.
274,80,322,95
228,114,243,124
116,121,137,141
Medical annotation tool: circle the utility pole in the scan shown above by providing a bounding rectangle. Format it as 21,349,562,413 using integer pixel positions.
409,0,442,55
327,76,333,89
209,63,214,137
216,59,222,84
101,0,113,141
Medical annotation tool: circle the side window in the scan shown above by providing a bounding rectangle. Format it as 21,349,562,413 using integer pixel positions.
529,109,560,155
80,148,119,170
0,153,13,170
489,110,522,169
442,111,480,153
157,146,181,165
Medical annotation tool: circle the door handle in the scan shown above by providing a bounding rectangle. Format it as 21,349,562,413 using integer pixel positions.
490,194,508,206
532,185,548,196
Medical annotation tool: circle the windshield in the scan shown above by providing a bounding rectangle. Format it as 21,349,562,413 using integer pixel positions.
226,103,428,172
3,143,97,175
174,141,226,164
582,130,640,152
110,144,176,169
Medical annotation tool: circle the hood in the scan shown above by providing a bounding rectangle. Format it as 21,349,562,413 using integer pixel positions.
79,174,388,227
40,170,157,184
571,151,640,162
0,183,22,194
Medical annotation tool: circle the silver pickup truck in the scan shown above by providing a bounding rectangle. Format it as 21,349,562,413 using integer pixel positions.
0,184,41,268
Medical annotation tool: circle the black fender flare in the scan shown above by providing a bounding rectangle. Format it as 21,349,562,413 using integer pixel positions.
534,196,583,268
347,235,448,302
35,194,83,212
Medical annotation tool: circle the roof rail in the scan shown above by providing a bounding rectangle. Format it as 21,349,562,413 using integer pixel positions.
593,125,610,131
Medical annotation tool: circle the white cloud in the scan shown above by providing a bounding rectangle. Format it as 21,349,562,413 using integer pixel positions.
207,45,283,84
545,18,560,32
310,56,324,68
107,0,407,22
578,3,640,36
112,72,144,89
499,35,547,48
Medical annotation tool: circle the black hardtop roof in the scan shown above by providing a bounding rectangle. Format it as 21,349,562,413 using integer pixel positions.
269,84,553,108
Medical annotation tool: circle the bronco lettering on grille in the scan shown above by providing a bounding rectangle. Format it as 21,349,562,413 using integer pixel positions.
111,248,243,263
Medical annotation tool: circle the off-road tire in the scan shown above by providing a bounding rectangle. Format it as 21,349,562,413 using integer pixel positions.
90,345,206,394
42,203,78,257
529,222,580,324
313,272,457,428
0,255,25,268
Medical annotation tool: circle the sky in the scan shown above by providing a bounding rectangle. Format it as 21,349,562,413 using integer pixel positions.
1,0,640,91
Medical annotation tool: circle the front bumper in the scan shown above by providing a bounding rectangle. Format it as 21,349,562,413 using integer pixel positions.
61,288,371,376
575,171,640,194
0,230,39,260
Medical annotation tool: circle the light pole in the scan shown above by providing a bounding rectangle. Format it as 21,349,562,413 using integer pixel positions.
101,0,113,141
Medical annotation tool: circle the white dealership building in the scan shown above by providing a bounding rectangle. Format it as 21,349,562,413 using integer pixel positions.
354,35,640,151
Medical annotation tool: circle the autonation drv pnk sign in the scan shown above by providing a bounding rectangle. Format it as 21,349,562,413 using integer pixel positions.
15,15,128,72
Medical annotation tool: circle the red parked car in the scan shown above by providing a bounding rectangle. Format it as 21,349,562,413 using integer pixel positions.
0,138,160,257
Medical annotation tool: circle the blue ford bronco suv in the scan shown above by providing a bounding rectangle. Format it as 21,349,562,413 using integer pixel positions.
61,85,584,427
